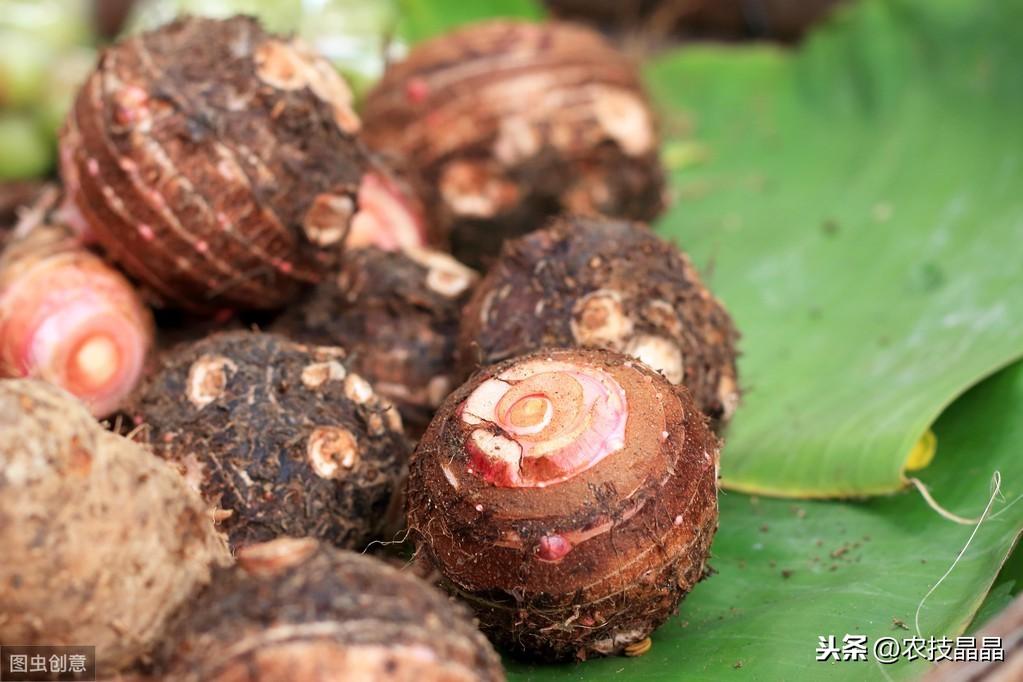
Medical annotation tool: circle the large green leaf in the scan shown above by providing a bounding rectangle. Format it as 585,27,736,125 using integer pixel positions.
507,360,1023,681
647,0,1023,496
396,0,542,44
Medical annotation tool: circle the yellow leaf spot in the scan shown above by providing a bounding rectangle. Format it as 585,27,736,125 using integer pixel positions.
905,430,937,472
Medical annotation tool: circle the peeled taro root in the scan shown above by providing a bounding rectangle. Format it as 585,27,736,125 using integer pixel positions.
362,20,665,267
407,347,720,661
273,246,479,430
152,537,505,682
129,331,409,550
60,15,420,311
459,215,740,428
0,202,153,418
0,379,231,675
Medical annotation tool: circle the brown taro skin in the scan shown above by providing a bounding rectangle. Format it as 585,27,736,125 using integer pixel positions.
129,331,409,551
407,348,720,662
152,537,506,682
0,180,45,242
60,16,369,312
362,20,665,267
459,215,740,429
0,379,231,675
273,246,479,431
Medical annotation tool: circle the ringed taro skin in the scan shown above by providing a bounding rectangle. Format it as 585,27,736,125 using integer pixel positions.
407,347,720,661
130,331,409,551
60,15,418,311
152,538,506,682
362,19,665,267
0,379,231,675
459,215,740,428
273,246,479,431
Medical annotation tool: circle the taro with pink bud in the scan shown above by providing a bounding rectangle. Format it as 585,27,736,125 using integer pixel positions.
459,215,740,429
0,201,153,418
407,347,720,661
60,16,421,312
362,20,665,267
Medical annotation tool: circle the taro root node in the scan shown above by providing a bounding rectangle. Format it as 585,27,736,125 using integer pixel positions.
130,330,409,550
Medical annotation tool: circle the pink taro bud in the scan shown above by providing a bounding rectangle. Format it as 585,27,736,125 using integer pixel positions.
0,224,153,416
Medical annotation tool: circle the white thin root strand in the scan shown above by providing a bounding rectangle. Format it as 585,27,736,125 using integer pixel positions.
907,477,981,525
361,527,412,553
913,471,1002,638
125,421,151,442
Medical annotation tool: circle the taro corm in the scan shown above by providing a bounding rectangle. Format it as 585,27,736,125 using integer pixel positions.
59,15,420,311
273,246,479,431
459,215,740,429
129,331,409,551
362,20,665,267
0,194,153,417
151,538,506,682
407,347,720,661
0,379,230,676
